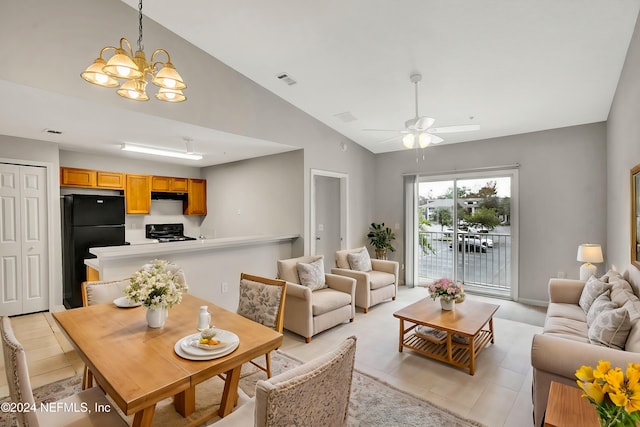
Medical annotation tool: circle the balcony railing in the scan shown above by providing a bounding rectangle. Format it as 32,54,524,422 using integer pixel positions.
418,231,511,295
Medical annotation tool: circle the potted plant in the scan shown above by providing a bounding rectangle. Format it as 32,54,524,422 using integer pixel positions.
367,222,396,260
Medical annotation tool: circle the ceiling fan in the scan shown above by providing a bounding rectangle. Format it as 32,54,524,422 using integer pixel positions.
365,73,480,149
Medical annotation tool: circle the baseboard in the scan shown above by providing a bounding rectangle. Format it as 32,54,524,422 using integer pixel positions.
516,297,548,307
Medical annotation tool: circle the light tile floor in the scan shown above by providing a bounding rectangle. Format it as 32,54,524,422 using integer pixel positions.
0,286,546,427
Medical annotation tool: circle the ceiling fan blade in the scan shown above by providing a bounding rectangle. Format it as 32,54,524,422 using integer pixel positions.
427,124,480,134
377,135,402,144
429,134,444,144
362,128,404,132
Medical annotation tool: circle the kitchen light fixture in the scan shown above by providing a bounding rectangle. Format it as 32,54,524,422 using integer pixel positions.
121,143,202,160
81,0,186,102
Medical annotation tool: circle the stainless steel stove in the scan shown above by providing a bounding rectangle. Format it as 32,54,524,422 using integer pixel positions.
145,223,196,243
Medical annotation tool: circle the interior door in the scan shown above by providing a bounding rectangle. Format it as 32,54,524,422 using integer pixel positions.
0,164,48,316
314,175,342,271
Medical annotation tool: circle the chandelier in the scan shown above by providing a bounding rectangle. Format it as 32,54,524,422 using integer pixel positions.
81,0,186,102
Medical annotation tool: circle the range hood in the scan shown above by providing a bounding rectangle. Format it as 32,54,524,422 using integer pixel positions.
151,192,187,201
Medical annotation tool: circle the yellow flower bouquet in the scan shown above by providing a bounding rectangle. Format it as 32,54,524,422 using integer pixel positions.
575,360,640,426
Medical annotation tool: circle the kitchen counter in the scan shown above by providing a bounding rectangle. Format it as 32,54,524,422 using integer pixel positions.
85,234,299,311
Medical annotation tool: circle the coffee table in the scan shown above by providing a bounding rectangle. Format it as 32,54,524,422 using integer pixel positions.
393,298,499,375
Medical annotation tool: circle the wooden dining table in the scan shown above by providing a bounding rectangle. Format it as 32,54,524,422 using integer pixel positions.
52,293,283,427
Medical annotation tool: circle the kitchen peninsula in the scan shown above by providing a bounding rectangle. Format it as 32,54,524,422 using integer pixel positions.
86,234,299,311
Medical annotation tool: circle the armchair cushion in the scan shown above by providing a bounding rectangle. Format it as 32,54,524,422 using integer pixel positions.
296,257,327,291
347,248,372,272
368,270,396,290
312,288,353,316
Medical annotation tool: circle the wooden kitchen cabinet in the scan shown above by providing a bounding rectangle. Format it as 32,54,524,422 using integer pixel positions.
125,174,151,214
184,179,207,215
60,167,96,187
96,171,125,189
152,176,188,192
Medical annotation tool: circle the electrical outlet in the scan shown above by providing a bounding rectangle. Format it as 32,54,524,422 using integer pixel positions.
557,271,566,279
221,282,228,293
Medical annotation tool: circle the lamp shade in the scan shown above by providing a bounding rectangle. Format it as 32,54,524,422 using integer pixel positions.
577,244,604,263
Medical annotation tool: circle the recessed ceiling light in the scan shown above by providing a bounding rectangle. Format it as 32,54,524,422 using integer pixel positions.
121,143,202,160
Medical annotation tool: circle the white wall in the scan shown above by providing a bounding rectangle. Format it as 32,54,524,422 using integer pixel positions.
607,10,640,271
200,150,304,244
374,123,607,303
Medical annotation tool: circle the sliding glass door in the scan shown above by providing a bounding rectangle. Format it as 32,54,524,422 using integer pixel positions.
415,169,518,299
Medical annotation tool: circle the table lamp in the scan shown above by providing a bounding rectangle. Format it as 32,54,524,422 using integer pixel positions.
577,244,603,281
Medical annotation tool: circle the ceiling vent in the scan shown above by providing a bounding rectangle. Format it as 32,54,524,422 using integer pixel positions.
276,73,297,86
42,128,63,135
333,111,357,123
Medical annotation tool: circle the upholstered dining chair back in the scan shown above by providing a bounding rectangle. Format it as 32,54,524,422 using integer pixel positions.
1,316,39,427
81,278,130,306
1,316,129,427
236,273,287,377
238,273,287,333
213,336,357,427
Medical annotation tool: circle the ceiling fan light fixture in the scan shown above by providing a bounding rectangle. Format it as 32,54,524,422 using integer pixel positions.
402,133,415,149
414,117,435,131
418,133,431,148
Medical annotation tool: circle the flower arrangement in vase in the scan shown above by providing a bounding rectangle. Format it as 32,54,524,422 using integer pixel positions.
428,278,464,310
575,360,640,426
123,259,188,328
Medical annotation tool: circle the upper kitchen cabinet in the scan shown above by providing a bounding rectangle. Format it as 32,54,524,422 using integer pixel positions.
152,176,188,192
125,174,151,214
60,167,96,188
184,179,207,215
60,167,124,190
96,171,125,190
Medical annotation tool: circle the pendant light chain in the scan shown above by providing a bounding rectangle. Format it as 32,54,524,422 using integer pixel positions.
137,0,144,52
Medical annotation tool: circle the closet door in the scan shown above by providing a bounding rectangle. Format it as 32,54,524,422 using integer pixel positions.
0,164,48,316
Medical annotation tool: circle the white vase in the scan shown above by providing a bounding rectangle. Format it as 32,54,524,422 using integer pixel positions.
440,299,455,311
146,306,168,328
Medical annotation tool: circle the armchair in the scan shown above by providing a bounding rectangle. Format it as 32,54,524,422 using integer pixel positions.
277,256,355,343
332,247,399,313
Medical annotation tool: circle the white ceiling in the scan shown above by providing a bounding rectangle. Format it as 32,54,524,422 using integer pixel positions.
2,1,639,166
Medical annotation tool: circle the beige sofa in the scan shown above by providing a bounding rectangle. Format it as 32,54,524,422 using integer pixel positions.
531,264,640,426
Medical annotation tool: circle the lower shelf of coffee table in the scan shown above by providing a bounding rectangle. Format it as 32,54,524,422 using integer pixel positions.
402,329,493,374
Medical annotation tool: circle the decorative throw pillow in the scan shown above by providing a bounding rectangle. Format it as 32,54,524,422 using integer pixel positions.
347,249,372,272
588,306,631,350
610,278,639,307
296,257,326,291
586,291,617,327
579,276,612,313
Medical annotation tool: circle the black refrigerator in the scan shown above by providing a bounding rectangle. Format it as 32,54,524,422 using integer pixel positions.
62,194,126,308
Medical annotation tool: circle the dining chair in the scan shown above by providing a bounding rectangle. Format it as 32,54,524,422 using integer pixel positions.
213,336,357,427
0,316,129,427
236,273,287,378
80,277,131,389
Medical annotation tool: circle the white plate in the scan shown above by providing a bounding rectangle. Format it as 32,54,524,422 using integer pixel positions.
113,296,142,308
174,330,240,360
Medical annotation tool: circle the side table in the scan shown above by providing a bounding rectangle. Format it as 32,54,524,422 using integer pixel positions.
544,381,599,427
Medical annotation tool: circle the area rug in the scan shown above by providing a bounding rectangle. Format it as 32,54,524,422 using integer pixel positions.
0,351,485,427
